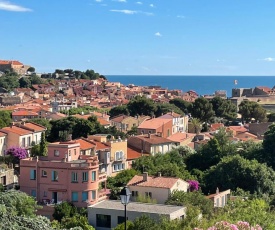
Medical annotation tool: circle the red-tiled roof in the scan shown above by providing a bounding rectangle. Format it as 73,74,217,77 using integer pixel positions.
75,138,96,150
93,140,110,151
1,126,32,136
127,175,181,189
12,110,38,116
0,131,7,137
127,147,143,160
167,132,195,143
20,122,46,132
128,134,175,145
138,118,171,129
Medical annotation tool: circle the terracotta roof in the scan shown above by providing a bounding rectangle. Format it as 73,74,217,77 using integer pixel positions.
209,123,224,132
227,126,248,133
97,117,110,126
0,60,23,65
0,126,33,136
127,175,182,189
12,110,38,116
0,131,7,137
19,122,46,132
127,147,143,160
167,132,195,143
159,112,182,119
138,118,171,129
74,138,96,150
111,114,129,123
128,134,175,145
93,140,110,151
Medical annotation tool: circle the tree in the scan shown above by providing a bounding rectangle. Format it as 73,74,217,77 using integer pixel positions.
6,146,28,165
29,118,52,139
189,118,201,134
52,201,77,222
19,77,31,88
127,96,157,117
169,98,192,114
238,100,267,123
60,215,95,230
0,75,19,91
40,132,47,156
29,74,45,84
0,110,12,128
155,103,184,117
267,113,275,122
165,190,213,216
203,155,275,196
108,105,129,118
210,96,237,120
27,67,35,73
262,124,275,169
191,97,215,122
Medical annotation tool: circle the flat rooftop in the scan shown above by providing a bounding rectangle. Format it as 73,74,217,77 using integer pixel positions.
89,200,185,215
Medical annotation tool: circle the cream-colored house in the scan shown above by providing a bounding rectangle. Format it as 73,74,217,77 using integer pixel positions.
127,173,189,204
206,188,231,208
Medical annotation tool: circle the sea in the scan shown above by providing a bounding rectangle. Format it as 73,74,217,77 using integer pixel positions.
106,75,275,98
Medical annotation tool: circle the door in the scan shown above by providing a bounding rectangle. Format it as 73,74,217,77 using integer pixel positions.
52,192,58,203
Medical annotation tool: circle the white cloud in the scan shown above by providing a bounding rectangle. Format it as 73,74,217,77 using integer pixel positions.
110,9,153,16
263,57,275,62
95,0,102,2
177,15,185,19
149,4,154,7
136,1,142,4
155,32,162,37
110,9,137,14
0,0,32,12
112,0,127,2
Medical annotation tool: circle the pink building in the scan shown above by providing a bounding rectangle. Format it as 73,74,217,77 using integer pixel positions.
20,141,107,208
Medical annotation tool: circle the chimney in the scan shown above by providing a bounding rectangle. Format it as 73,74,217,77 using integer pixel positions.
157,172,161,177
216,187,219,195
143,172,148,181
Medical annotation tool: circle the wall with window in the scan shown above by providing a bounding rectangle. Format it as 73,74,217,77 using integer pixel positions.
0,135,7,156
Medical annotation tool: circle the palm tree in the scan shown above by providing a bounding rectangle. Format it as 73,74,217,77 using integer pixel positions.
189,118,202,134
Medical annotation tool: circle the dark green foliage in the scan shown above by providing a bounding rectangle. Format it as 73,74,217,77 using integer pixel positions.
49,117,95,142
267,113,275,122
262,124,275,169
191,97,215,122
52,201,78,222
132,149,194,180
27,67,35,73
169,98,192,114
108,105,129,118
155,103,184,117
19,77,31,88
210,96,237,120
29,74,45,84
203,155,275,196
165,191,213,216
0,110,12,128
39,132,47,156
238,100,267,123
127,95,157,117
0,75,19,91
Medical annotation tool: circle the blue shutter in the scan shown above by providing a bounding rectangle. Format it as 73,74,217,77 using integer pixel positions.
72,192,78,202
82,192,88,201
51,171,55,181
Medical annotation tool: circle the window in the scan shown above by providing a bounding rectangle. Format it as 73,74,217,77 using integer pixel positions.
91,171,96,181
91,190,96,200
82,172,88,182
54,150,59,156
96,214,111,228
122,163,125,169
74,149,76,155
115,151,124,161
82,191,88,201
43,191,47,197
51,171,58,181
131,191,138,197
30,169,36,180
22,137,26,147
113,164,118,171
31,189,36,198
145,192,152,198
28,136,31,146
68,150,71,156
72,192,78,202
118,216,128,225
71,172,78,182
42,170,47,177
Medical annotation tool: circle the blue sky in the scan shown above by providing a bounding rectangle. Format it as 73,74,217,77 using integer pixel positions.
1,0,275,75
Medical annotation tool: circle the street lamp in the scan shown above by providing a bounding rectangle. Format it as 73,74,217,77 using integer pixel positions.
120,186,131,230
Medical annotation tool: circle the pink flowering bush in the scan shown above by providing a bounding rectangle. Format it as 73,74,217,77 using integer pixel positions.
6,146,28,164
194,221,262,230
188,180,200,192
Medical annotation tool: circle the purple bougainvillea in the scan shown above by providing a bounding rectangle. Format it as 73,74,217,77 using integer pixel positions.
6,146,28,164
188,180,199,192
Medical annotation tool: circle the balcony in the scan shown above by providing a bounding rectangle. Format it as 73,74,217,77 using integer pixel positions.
99,173,107,181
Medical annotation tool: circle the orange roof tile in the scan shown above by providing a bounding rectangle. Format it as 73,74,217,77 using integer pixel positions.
1,126,33,136
138,118,171,129
167,132,195,143
127,175,182,189
20,122,46,132
12,110,38,116
0,131,7,137
74,138,96,150
127,147,143,160
93,140,110,151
